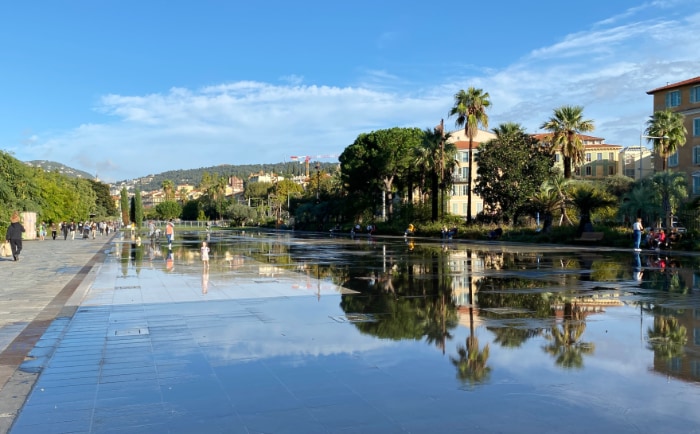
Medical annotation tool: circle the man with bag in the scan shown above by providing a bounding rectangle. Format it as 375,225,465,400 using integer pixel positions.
5,211,25,261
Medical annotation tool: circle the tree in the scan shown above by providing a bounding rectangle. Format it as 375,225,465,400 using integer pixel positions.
340,127,423,221
87,179,117,217
413,127,457,221
567,182,616,235
474,123,553,223
645,109,687,172
162,179,175,202
133,188,144,227
529,184,562,232
449,87,491,223
120,187,129,225
540,105,594,179
648,171,688,229
155,200,182,220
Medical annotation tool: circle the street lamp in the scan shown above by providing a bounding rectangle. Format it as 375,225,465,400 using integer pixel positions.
315,162,321,203
639,134,668,179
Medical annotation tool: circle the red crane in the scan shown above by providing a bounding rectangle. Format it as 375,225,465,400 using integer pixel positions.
290,154,338,178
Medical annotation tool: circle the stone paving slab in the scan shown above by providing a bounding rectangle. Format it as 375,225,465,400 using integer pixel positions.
0,235,112,433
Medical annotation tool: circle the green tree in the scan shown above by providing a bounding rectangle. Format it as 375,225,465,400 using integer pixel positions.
449,87,491,223
340,127,423,221
529,183,562,232
155,200,182,220
413,127,456,221
567,182,617,234
133,188,144,227
474,122,553,223
540,105,594,179
648,170,688,229
162,179,175,201
645,109,687,172
87,179,117,217
120,187,129,224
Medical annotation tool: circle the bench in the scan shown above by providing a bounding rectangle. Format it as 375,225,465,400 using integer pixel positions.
574,231,604,242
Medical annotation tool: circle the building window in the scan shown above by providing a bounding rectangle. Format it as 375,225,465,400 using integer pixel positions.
694,118,700,137
585,166,592,176
668,151,679,167
597,153,602,161
692,86,700,103
694,146,700,165
608,152,614,160
462,167,469,179
452,203,458,214
625,168,635,178
554,153,560,162
461,152,469,163
693,174,700,195
585,153,591,162
666,90,681,108
608,166,614,175
575,167,581,176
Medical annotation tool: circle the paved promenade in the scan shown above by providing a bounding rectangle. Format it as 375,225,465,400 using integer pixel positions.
0,234,112,433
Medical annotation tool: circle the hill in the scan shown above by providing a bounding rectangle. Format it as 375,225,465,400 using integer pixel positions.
116,161,339,192
25,160,96,180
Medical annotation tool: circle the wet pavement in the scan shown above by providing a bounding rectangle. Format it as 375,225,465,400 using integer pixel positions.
2,230,700,433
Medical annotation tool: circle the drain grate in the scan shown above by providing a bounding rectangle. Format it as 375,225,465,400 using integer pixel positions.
114,285,141,290
111,327,150,336
329,313,377,323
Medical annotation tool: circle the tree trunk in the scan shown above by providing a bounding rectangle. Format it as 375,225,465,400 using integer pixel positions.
467,138,473,223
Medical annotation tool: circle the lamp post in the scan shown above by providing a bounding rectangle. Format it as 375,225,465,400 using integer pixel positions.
315,162,320,203
639,134,667,179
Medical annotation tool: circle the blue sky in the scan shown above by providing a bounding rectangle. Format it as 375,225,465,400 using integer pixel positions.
1,0,699,183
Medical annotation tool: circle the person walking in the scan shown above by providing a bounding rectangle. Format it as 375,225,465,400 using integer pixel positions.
5,211,25,261
201,241,210,268
166,219,174,249
632,217,643,252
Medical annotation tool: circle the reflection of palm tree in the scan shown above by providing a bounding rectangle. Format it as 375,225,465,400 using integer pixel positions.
543,303,594,369
451,335,491,386
647,315,687,359
490,327,540,348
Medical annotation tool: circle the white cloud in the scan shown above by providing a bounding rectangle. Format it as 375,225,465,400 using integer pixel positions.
14,1,700,182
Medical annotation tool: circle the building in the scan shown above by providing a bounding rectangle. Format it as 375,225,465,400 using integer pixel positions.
646,76,700,196
532,134,622,179
445,128,496,218
620,146,654,180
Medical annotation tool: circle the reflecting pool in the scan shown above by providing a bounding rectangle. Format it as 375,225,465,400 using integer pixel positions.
162,231,700,430
14,229,700,433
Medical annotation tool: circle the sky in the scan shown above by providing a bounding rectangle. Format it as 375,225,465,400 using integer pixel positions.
1,0,699,183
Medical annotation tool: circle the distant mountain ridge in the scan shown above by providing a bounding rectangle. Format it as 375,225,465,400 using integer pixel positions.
25,160,96,180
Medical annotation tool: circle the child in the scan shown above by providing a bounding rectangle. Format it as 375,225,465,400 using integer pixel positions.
201,241,210,268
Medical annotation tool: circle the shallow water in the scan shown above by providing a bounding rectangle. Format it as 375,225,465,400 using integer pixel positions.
13,230,700,433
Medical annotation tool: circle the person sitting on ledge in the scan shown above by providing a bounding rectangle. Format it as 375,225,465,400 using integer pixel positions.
488,227,503,240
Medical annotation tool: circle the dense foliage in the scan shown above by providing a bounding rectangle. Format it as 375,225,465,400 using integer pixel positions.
0,151,115,234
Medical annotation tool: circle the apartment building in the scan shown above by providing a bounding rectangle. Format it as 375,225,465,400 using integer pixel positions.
445,128,496,218
647,76,700,196
532,134,622,179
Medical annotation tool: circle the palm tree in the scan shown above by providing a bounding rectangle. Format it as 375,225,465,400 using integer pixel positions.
162,179,175,202
649,171,688,229
645,109,687,172
567,182,616,235
414,127,456,221
540,106,594,179
449,87,490,223
530,183,562,232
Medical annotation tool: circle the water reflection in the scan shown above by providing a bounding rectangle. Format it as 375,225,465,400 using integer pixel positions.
115,230,700,389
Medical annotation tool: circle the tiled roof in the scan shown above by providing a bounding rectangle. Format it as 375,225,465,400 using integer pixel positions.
532,133,604,141
646,76,700,94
